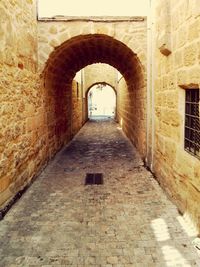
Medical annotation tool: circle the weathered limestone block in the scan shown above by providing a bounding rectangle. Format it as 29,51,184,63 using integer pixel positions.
49,25,58,34
0,0,45,210
174,151,195,182
177,69,188,85
174,50,183,68
39,36,49,43
49,39,59,48
165,91,178,109
83,64,117,94
17,33,35,57
177,26,187,48
188,65,200,85
193,0,200,17
164,139,177,163
0,7,10,51
93,24,110,35
183,43,198,66
80,25,92,35
188,19,200,41
59,31,70,43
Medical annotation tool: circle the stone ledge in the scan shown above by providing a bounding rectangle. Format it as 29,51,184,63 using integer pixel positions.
38,16,146,22
178,83,199,89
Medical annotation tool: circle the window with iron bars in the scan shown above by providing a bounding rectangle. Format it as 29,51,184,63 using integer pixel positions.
184,89,200,159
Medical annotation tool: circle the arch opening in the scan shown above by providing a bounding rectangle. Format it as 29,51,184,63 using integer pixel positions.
87,83,116,120
43,34,146,158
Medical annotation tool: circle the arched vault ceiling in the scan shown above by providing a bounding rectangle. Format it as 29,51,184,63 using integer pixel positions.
44,34,144,88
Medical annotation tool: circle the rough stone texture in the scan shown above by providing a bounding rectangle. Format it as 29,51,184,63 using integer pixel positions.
83,63,117,95
0,0,41,208
152,0,200,231
71,80,84,136
0,119,199,266
82,63,118,124
1,0,199,240
38,20,147,73
39,19,147,159
117,75,146,158
0,13,147,212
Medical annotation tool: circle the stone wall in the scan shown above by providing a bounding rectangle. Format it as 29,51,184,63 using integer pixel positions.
1,0,199,235
83,63,117,94
38,19,147,73
0,9,147,214
71,80,84,136
117,74,146,158
0,0,41,208
152,0,200,231
83,63,117,121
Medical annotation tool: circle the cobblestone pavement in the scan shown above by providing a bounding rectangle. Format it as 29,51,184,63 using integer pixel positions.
0,118,200,267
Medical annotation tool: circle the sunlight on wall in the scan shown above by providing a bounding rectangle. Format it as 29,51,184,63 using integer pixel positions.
120,118,123,128
38,0,149,17
176,215,198,237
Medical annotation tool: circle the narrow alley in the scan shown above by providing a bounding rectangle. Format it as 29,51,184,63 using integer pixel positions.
0,119,199,267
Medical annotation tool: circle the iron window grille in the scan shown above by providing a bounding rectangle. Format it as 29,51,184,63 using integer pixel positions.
184,89,200,159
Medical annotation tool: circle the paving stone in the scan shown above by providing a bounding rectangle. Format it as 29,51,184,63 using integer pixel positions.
0,119,199,266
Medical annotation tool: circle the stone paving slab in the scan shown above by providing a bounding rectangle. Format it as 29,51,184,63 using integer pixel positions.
0,119,200,267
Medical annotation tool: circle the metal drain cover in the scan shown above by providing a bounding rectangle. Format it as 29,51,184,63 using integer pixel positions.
85,173,103,185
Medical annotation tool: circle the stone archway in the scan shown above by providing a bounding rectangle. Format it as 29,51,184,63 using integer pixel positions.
86,82,117,96
86,82,117,119
43,34,146,158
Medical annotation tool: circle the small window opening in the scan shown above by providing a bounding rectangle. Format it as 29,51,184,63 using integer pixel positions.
184,89,200,159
